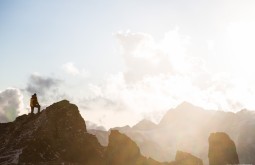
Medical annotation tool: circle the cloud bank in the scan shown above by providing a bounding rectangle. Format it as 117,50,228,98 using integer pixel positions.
25,73,68,105
0,88,24,122
26,73,61,96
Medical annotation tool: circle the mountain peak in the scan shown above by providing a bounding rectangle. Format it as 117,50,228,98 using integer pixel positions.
176,101,200,111
132,119,157,130
159,101,209,126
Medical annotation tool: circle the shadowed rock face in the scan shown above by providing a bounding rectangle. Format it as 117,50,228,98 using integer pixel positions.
105,130,168,165
208,132,239,165
0,100,104,164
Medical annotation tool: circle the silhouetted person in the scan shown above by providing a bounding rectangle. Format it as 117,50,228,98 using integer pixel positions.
30,93,40,114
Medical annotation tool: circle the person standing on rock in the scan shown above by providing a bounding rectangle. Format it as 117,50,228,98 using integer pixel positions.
30,93,41,114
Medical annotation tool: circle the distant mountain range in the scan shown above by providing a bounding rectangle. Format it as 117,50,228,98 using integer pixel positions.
89,102,255,165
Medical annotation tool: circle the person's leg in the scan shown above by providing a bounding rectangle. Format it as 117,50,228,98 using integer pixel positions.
38,105,41,113
31,106,34,114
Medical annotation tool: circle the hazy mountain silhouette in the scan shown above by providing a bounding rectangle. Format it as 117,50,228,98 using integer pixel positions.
132,119,157,130
0,100,205,165
107,102,255,164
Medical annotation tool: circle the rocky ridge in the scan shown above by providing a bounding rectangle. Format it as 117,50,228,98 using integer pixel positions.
0,100,203,165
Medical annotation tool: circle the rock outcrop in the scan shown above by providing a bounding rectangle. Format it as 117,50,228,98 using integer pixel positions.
132,119,157,130
208,132,239,165
0,100,104,164
169,151,203,165
105,130,168,165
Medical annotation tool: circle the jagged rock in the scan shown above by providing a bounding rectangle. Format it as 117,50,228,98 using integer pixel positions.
169,151,203,165
105,130,168,165
0,100,104,164
208,132,239,165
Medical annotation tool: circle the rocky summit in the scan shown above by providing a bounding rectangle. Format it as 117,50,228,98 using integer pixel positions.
0,100,204,165
0,100,104,165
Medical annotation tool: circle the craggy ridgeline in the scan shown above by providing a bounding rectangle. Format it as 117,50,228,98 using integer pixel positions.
0,100,237,165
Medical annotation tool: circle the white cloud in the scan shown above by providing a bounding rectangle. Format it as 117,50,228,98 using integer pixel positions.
207,40,215,51
62,62,80,75
115,31,171,82
0,88,24,122
62,62,89,77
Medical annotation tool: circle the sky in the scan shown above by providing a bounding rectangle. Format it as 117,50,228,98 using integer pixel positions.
1,0,255,129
